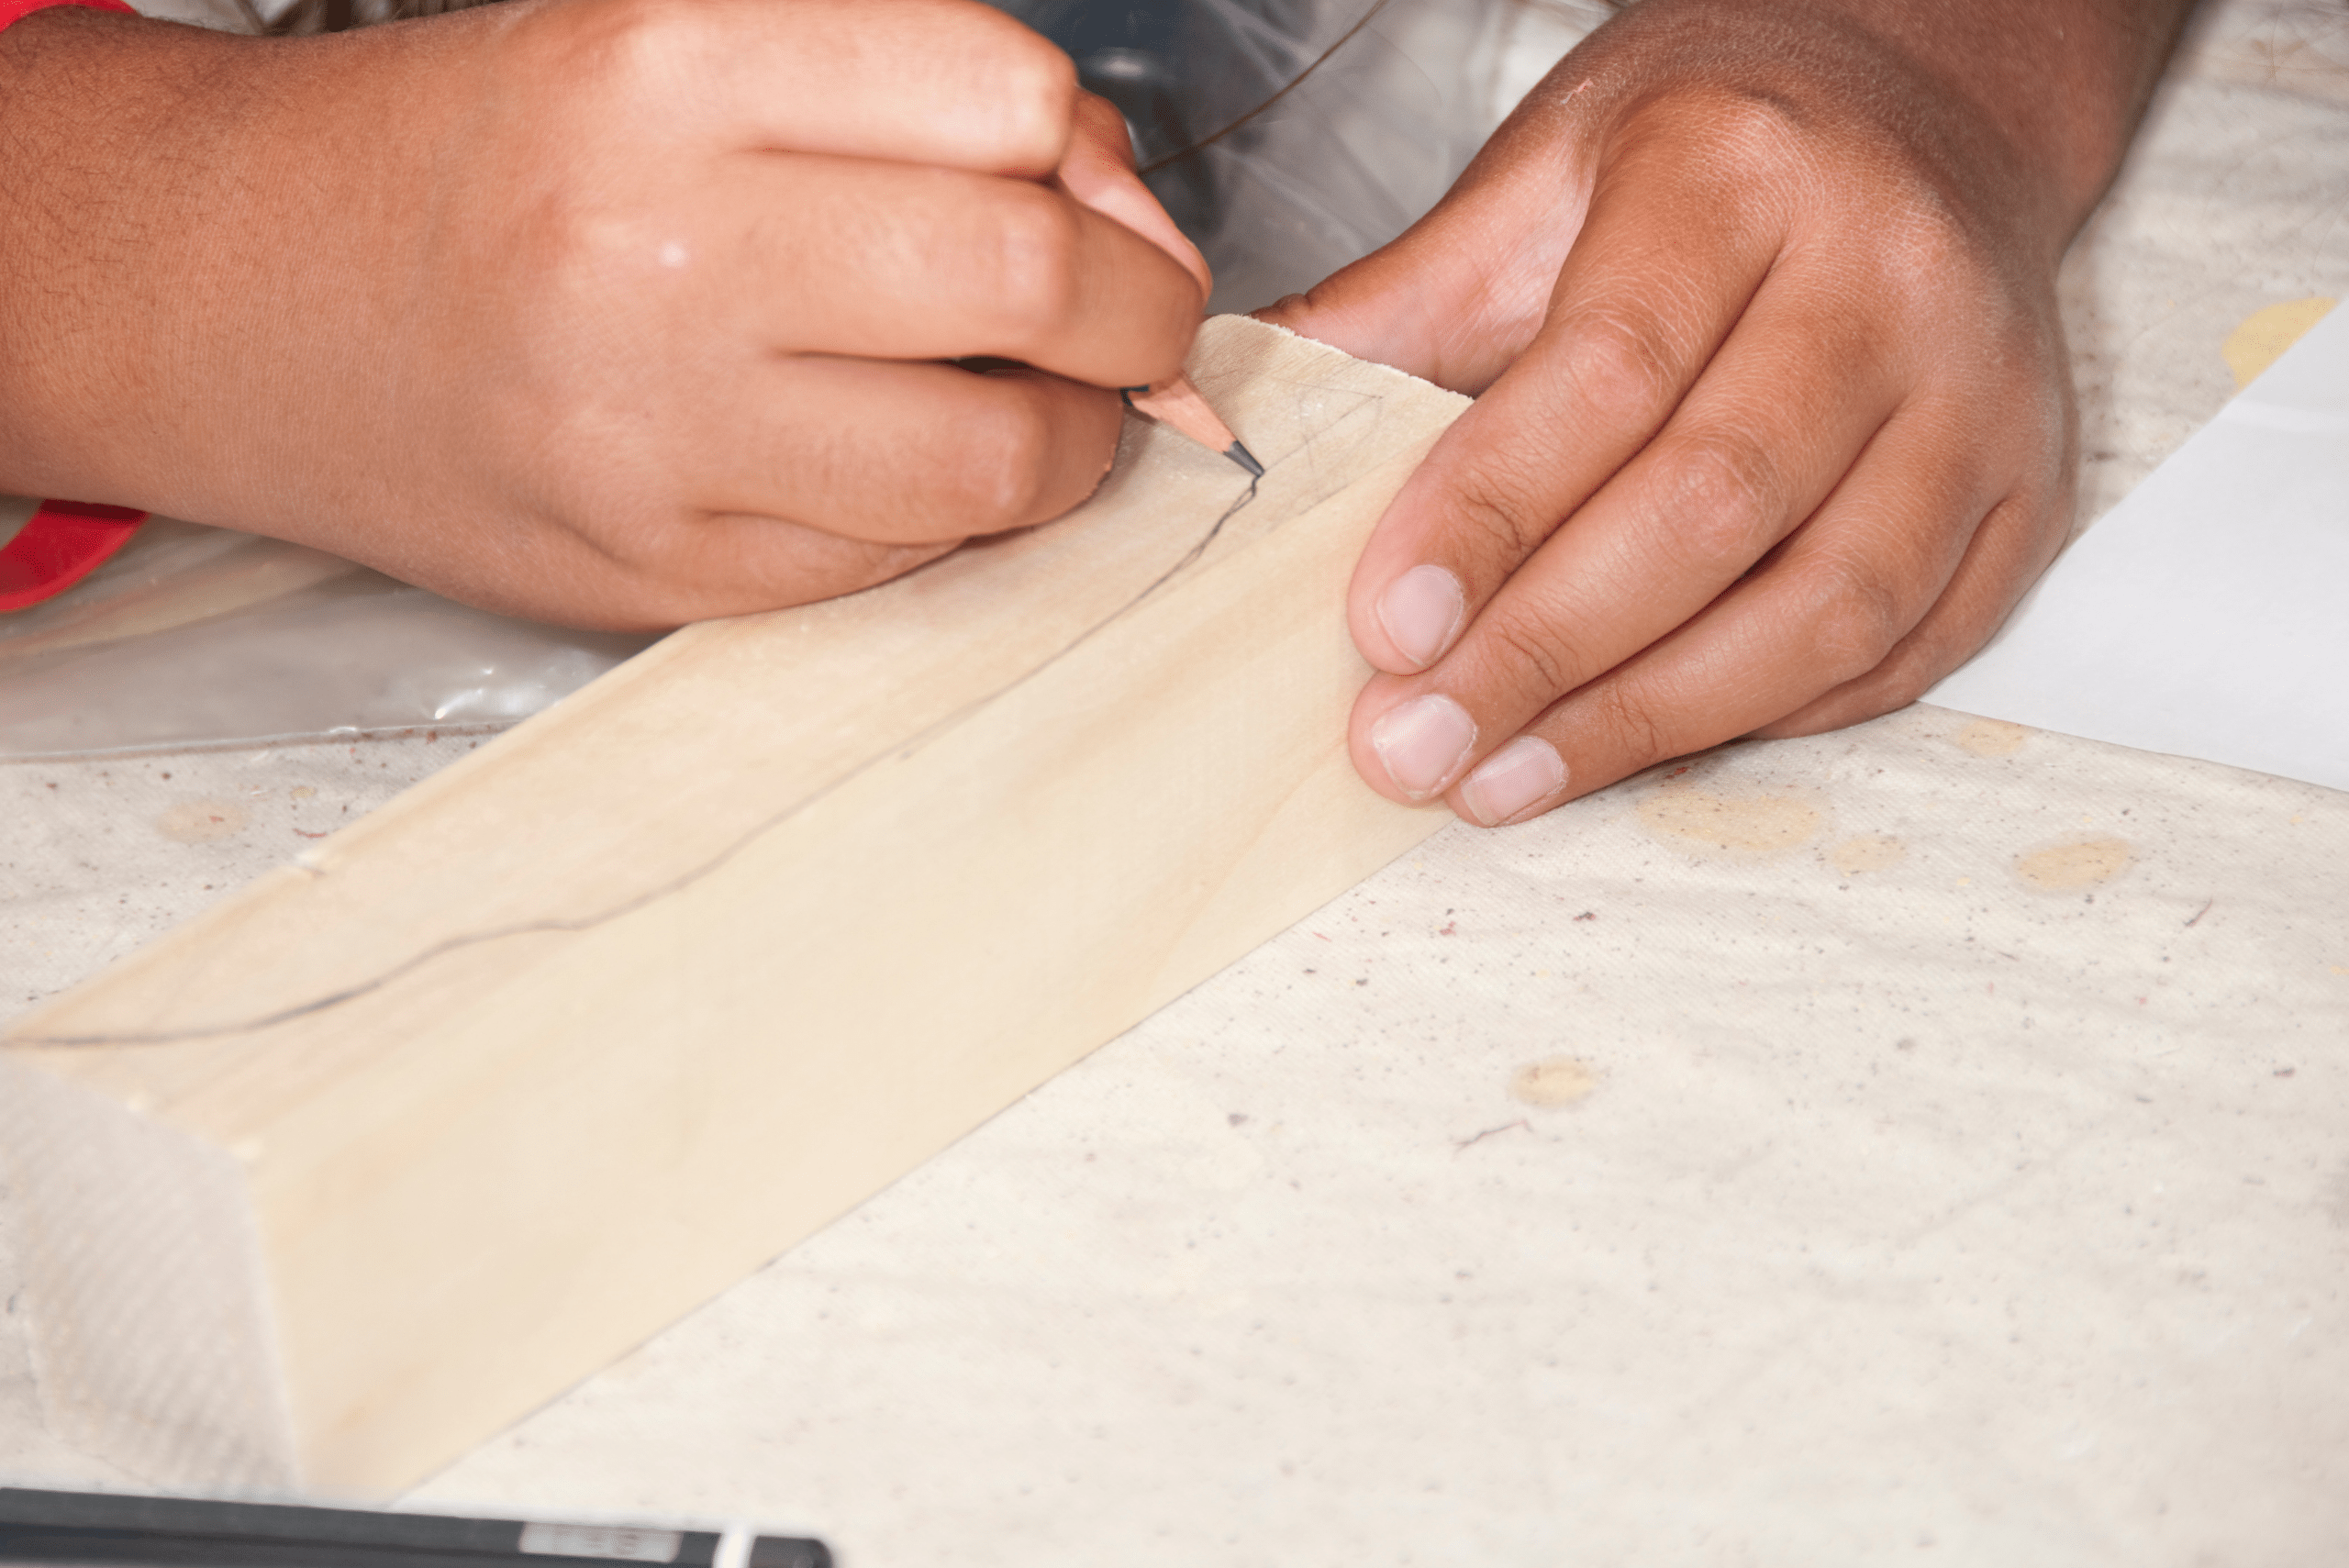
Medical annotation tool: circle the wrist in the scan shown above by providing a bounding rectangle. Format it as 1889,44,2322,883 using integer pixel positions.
1807,0,2195,238
1548,0,2196,266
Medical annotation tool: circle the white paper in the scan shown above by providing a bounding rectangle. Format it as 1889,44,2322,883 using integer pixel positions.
1925,302,2349,792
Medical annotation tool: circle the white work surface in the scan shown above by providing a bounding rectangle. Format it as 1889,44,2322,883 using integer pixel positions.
4,2,2347,1562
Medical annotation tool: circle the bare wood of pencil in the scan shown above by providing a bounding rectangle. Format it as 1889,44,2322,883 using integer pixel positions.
1123,375,1265,479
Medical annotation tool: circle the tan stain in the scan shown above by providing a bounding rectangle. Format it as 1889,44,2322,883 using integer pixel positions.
1511,1057,1599,1108
1955,719,2030,758
1637,790,1822,858
1831,834,1907,875
2016,838,2133,892
156,799,250,844
2223,297,2336,389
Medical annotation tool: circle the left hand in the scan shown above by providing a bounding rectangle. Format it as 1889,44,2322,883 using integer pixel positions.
1260,0,2186,825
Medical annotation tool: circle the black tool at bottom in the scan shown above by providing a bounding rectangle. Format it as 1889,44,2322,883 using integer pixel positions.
0,1489,829,1568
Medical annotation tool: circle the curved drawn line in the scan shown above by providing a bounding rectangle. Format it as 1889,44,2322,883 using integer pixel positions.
26,476,1264,1049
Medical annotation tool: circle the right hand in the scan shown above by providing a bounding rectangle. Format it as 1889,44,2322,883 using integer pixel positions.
0,0,1208,627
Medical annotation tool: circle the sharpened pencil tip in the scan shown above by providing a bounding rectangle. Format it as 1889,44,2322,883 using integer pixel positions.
1225,441,1265,480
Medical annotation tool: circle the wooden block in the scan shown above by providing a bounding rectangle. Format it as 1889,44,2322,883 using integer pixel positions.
0,317,1469,1495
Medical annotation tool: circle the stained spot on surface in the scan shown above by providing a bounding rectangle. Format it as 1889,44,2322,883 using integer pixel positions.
1831,835,1907,875
1510,1057,1599,1108
1955,719,2030,757
156,800,250,844
2223,297,2336,389
2016,838,2132,891
1637,790,1821,857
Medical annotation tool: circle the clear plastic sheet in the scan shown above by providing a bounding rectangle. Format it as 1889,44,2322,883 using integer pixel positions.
1006,0,1508,312
0,516,654,759
0,0,1506,760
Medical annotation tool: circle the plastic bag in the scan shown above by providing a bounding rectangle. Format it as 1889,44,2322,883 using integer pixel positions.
0,517,653,757
0,0,1505,760
1001,0,1508,311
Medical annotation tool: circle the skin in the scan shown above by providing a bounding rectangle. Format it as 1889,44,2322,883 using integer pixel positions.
5,0,2198,796
0,0,1208,628
1261,0,2199,828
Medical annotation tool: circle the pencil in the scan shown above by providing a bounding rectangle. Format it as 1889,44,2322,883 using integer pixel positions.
1122,375,1264,479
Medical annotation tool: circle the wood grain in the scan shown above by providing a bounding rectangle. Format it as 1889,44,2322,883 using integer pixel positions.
0,317,1470,1493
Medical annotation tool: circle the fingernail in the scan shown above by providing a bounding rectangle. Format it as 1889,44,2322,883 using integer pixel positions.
1376,564,1466,670
1370,694,1478,801
1459,736,1568,827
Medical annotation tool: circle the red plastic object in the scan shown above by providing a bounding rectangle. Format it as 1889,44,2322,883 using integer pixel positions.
0,0,136,33
0,501,146,611
1,0,148,611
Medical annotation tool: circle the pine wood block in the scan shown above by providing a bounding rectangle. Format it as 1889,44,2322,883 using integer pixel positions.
0,317,1470,1496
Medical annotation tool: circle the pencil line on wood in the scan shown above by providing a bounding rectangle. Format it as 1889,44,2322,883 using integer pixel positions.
20,476,1266,1050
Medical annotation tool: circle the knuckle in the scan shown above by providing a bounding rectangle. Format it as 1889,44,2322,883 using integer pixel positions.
1653,433,1782,568
1021,43,1082,125
1697,86,1809,161
1585,680,1673,769
1480,609,1580,706
1441,459,1555,566
1867,199,1981,306
1555,309,1676,419
1803,642,1937,728
1620,81,1810,182
576,0,704,99
1897,202,1974,275
979,186,1085,339
981,13,1078,109
941,387,1066,529
1787,547,1909,683
972,421,1057,530
974,22,1080,166
1865,655,1940,714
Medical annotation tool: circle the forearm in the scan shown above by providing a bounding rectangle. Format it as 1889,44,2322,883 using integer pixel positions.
0,8,448,515
2,9,235,500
